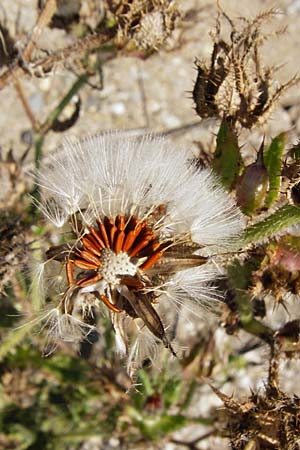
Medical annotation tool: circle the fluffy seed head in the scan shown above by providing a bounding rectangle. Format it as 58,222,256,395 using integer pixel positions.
34,131,244,376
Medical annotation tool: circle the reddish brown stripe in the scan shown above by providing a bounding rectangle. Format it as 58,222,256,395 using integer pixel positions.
74,259,98,270
86,231,102,249
100,294,122,313
140,229,155,240
122,220,146,252
98,220,110,248
89,226,105,249
121,276,144,289
109,225,117,247
136,221,147,233
126,216,138,231
129,237,153,257
114,230,125,254
151,242,161,251
139,240,161,256
79,250,101,266
140,251,163,270
77,273,101,287
122,230,137,252
66,260,74,285
116,214,126,231
82,236,102,256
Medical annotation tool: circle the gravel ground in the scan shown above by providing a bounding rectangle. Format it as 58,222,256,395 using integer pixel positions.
1,0,300,158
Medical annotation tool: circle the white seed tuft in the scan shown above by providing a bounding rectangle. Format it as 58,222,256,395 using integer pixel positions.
33,131,245,376
100,249,137,285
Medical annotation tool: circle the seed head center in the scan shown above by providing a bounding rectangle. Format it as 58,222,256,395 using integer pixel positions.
99,248,137,285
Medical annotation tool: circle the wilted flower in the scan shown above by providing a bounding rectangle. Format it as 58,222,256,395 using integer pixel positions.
34,131,244,376
134,11,167,50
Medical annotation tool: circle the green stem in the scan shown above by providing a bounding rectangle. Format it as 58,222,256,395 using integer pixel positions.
240,316,274,346
41,73,88,134
234,292,274,346
264,133,285,208
180,379,197,412
191,416,215,426
35,134,44,170
240,205,300,246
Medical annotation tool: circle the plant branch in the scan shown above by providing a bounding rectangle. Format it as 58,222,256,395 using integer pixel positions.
0,30,116,91
171,430,217,449
14,79,40,131
240,205,300,246
23,0,57,63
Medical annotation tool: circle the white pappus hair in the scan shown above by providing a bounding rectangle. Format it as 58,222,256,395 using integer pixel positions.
33,131,244,377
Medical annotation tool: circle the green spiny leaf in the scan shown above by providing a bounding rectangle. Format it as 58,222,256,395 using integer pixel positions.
138,369,154,397
180,379,197,412
227,260,274,344
134,413,187,440
227,259,253,291
162,377,183,411
213,119,242,190
264,133,285,208
0,322,36,362
240,204,300,246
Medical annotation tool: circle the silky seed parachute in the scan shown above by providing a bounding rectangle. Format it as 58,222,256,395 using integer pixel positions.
33,131,244,376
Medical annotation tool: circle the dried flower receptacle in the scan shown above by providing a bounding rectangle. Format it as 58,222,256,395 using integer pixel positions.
34,132,244,375
193,9,299,128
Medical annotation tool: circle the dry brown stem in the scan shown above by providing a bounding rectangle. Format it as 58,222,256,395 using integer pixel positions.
0,30,115,91
14,78,39,131
23,0,57,63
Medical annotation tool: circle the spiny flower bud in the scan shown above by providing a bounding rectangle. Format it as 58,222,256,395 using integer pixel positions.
236,141,269,215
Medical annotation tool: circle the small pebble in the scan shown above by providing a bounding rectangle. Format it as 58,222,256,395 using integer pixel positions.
111,102,126,115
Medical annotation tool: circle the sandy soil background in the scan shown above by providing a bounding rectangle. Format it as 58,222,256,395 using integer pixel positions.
1,0,300,159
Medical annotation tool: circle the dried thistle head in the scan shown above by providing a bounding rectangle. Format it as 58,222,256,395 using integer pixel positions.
193,8,299,129
106,0,180,51
283,142,300,206
213,384,300,449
